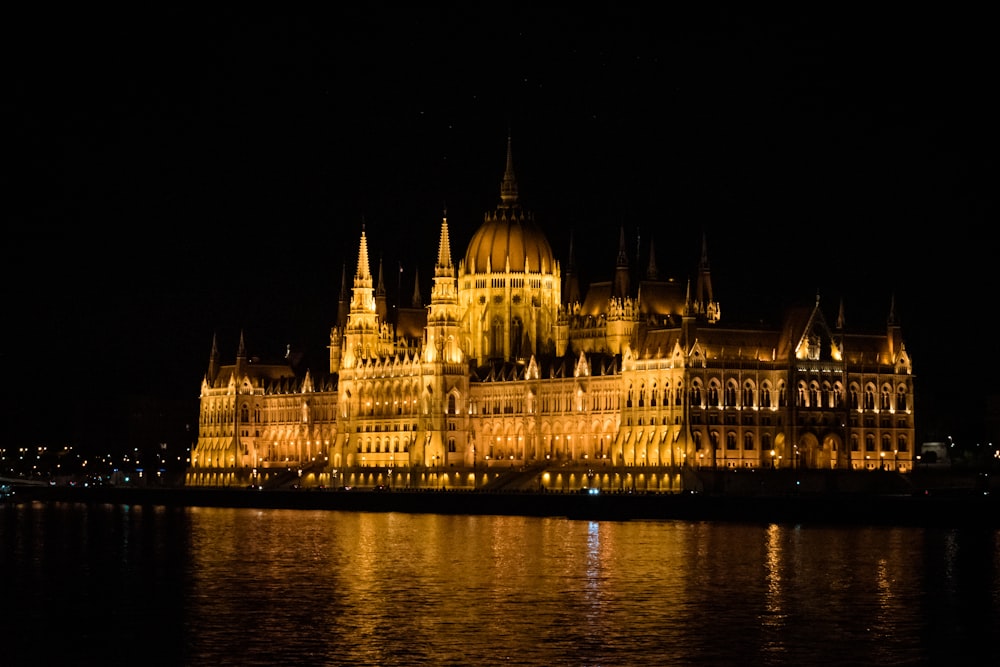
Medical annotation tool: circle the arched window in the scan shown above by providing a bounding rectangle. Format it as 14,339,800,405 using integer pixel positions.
708,384,719,407
240,405,249,423
850,386,859,409
511,316,523,359
761,384,771,408
726,432,737,450
864,386,875,410
744,433,754,450
897,386,908,410
490,316,504,360
725,382,737,407
742,382,755,408
881,386,891,410
897,435,908,452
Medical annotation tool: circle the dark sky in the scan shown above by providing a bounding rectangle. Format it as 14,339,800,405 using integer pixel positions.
5,7,995,449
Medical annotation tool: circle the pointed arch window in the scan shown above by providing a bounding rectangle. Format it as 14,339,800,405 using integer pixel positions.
490,316,504,360
708,384,719,407
724,383,737,407
511,316,523,359
864,387,875,410
742,382,755,408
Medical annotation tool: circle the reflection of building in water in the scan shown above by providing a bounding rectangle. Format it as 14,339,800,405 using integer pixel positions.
186,138,915,489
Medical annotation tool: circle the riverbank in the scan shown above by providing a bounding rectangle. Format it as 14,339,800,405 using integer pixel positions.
12,473,999,528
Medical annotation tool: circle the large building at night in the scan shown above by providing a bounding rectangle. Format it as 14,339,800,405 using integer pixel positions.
186,139,915,491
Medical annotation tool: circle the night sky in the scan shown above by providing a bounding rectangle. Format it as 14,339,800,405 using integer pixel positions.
5,7,995,451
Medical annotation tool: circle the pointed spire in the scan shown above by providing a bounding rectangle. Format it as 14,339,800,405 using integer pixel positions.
411,267,422,307
646,236,658,279
436,209,453,271
837,297,845,329
207,332,220,383
695,232,714,310
376,255,386,296
616,225,629,267
237,330,246,358
356,224,371,281
339,263,347,300
888,292,897,325
500,134,519,205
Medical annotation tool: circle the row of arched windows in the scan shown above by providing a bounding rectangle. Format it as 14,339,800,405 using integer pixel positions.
625,379,909,412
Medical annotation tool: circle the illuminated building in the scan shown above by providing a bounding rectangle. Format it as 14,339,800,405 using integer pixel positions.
187,138,915,489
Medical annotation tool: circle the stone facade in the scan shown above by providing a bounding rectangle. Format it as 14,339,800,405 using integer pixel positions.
187,139,915,490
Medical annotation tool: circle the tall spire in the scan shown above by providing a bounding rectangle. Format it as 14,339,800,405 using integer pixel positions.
616,225,629,268
207,332,219,384
695,232,715,313
355,223,372,283
646,236,658,280
613,225,630,300
411,267,422,307
436,208,453,273
500,134,519,205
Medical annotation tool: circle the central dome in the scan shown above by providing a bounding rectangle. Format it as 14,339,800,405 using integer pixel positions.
464,215,555,275
462,136,555,275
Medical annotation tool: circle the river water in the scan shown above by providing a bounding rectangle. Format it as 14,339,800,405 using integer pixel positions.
2,501,998,666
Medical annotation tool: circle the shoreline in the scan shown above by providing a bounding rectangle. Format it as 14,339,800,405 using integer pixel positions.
11,482,999,528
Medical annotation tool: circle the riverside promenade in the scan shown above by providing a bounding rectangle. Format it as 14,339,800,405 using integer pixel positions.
12,468,999,528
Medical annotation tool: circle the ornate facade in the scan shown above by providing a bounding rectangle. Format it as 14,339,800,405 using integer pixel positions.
187,139,915,490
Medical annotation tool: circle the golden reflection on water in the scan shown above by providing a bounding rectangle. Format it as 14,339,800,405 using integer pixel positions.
174,509,996,665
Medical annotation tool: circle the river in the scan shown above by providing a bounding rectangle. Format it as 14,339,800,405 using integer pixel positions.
2,501,997,665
